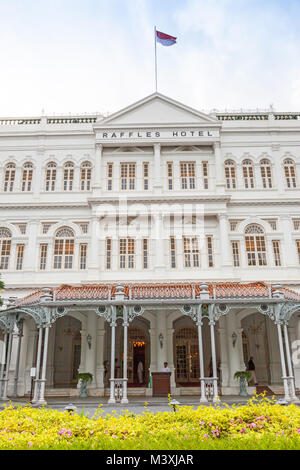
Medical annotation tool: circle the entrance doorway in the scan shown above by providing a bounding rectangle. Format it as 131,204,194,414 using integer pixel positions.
175,328,200,385
53,316,82,388
124,324,150,387
133,343,146,386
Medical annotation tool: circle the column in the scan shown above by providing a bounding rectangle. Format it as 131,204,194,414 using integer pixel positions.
281,217,296,267
197,314,207,403
85,313,97,386
214,142,225,194
2,331,13,400
25,221,39,272
209,316,220,403
218,318,229,389
218,214,232,267
283,323,299,403
166,328,176,389
0,333,8,397
24,327,38,397
153,144,162,194
37,325,50,405
12,320,24,398
226,312,241,389
271,144,285,194
121,307,129,404
33,151,43,199
148,328,157,380
93,144,103,196
156,312,167,370
153,211,165,271
88,216,100,279
108,307,117,404
32,326,43,403
276,322,290,402
95,318,105,393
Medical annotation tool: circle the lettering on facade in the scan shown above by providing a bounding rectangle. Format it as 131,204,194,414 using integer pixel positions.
99,129,217,141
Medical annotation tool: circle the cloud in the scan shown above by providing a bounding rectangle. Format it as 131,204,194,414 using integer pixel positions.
0,0,299,115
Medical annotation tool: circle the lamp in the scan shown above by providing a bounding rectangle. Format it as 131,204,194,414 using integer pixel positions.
159,333,164,349
65,404,77,414
87,334,92,350
232,332,237,348
170,399,180,413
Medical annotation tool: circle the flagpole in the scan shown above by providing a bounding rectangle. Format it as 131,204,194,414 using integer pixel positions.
154,25,158,92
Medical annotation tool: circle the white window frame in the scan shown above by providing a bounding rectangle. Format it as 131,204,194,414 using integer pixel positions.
225,160,237,189
21,163,34,192
3,163,16,193
243,160,255,189
45,163,57,192
183,237,200,268
260,159,273,189
0,228,12,270
80,162,92,191
53,227,75,270
284,159,297,189
120,163,136,191
63,162,74,192
119,238,135,269
180,162,196,190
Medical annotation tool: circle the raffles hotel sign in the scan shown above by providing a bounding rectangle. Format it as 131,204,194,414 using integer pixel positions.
96,128,219,143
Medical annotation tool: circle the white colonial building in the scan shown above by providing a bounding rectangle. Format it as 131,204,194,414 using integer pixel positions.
0,93,300,404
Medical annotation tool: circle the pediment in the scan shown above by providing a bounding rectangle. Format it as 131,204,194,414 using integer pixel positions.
98,93,219,128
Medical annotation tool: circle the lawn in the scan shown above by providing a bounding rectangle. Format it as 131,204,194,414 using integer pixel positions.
0,396,300,450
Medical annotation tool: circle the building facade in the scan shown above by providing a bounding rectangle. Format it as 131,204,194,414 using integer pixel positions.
0,93,300,403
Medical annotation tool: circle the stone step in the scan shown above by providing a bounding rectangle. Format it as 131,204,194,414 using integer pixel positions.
180,387,201,396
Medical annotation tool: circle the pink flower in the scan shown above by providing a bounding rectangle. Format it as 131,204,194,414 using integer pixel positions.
240,428,246,434
28,442,32,448
297,429,300,434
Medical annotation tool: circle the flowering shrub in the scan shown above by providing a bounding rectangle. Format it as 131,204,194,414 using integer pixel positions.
0,395,299,450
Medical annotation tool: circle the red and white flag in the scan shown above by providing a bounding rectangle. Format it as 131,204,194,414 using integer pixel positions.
156,30,177,47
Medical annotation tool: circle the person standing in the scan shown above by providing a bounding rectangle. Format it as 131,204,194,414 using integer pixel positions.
137,361,144,385
162,362,171,372
247,356,258,385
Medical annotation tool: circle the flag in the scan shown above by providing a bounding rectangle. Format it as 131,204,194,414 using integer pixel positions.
156,30,177,47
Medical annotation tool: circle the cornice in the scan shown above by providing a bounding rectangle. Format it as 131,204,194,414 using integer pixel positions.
87,195,231,205
0,202,89,210
229,199,300,206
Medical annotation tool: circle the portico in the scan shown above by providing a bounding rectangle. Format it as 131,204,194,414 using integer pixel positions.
1,281,300,405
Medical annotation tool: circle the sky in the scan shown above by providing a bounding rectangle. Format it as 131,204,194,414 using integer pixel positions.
0,0,300,116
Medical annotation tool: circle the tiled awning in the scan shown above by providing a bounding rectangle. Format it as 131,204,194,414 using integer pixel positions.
14,281,300,307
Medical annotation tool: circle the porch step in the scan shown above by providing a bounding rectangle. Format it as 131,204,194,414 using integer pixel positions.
256,385,284,396
25,388,80,398
104,388,147,397
180,387,201,396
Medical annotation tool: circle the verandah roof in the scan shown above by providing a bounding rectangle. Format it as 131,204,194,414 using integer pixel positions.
13,282,300,308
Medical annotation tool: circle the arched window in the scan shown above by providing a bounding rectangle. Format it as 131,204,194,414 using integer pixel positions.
53,227,75,270
0,228,12,270
224,160,237,189
63,162,74,191
3,163,16,192
80,162,92,191
21,162,34,192
242,160,255,189
245,224,267,266
45,162,57,192
284,159,297,188
260,159,273,189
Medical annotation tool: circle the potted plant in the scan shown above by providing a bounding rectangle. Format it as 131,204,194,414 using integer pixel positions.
234,371,251,397
77,373,93,398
